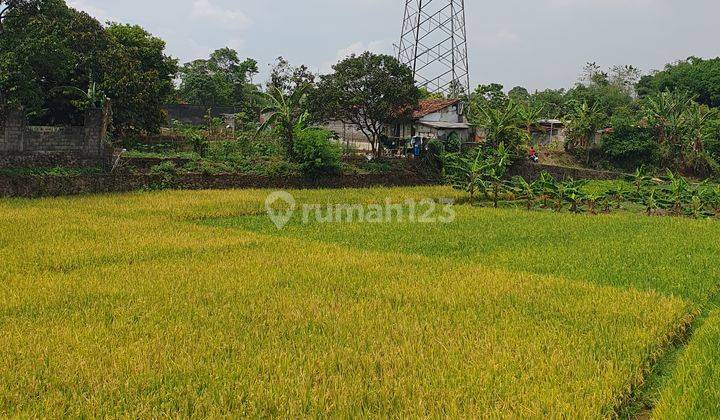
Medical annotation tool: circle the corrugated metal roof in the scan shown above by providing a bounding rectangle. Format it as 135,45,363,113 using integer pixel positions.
418,121,470,130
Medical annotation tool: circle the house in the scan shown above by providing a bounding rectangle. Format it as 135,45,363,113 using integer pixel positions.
534,119,566,146
390,98,472,143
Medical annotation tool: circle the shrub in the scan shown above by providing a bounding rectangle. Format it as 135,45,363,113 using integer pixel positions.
601,126,655,167
149,161,178,176
444,132,462,153
189,134,209,158
426,139,445,172
293,128,342,175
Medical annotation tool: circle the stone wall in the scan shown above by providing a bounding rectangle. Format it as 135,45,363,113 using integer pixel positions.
509,162,626,181
0,171,441,198
0,101,113,169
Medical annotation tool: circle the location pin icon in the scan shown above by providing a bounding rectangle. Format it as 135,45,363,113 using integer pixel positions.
265,191,296,229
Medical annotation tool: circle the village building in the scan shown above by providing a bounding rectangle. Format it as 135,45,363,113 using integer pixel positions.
390,98,472,143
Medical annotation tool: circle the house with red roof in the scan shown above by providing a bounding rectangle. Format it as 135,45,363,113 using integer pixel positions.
389,98,471,144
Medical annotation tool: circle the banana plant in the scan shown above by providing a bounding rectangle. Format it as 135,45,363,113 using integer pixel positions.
642,189,662,216
486,143,511,208
626,165,654,197
685,193,707,219
563,179,589,213
445,148,492,201
54,81,107,109
584,191,606,215
709,185,720,218
535,172,557,209
511,176,537,210
604,185,630,211
662,170,691,216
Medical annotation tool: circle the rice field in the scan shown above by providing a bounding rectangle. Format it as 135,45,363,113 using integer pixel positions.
1,186,718,417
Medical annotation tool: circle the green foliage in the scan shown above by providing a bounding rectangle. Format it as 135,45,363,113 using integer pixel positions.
641,90,720,173
292,128,342,175
0,3,176,132
638,57,720,108
443,132,462,153
311,52,420,156
101,24,178,135
0,0,107,124
425,139,445,172
149,161,178,177
177,48,258,109
564,101,604,154
468,100,528,155
189,134,208,158
446,144,511,206
601,109,656,168
470,83,508,110
257,85,310,157
266,56,315,96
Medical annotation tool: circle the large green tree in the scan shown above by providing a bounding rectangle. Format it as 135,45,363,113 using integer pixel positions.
1,1,177,134
311,52,420,156
100,23,177,135
178,48,258,108
0,0,106,124
637,57,720,108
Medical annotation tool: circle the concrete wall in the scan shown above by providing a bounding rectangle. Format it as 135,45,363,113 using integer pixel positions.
418,104,463,124
0,102,113,169
163,104,237,126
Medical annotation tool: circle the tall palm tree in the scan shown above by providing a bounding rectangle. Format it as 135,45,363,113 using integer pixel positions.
257,85,310,157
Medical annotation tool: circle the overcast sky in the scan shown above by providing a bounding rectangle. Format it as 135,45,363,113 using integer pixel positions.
66,0,720,92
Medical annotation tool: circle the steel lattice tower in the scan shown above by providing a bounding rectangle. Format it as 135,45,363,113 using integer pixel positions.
397,0,470,97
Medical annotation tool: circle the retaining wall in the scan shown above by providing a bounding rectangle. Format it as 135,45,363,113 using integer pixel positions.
0,172,440,199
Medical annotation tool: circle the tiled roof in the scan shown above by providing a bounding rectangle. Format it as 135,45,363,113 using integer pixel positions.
413,99,459,119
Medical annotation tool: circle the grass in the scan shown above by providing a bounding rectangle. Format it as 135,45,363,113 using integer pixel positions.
0,186,718,417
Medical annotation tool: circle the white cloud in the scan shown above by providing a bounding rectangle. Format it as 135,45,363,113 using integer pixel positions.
191,0,251,28
321,40,392,73
66,0,112,23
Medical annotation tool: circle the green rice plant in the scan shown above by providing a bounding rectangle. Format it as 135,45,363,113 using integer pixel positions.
654,309,720,418
1,186,718,417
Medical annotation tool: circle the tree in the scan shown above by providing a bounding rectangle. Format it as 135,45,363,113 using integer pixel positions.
530,89,566,119
178,48,258,107
517,101,543,140
564,101,604,161
470,83,508,110
0,0,39,33
0,0,107,124
257,85,310,157
468,99,527,154
100,23,178,135
267,56,316,96
609,65,642,97
637,57,720,108
508,86,530,105
311,52,420,156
